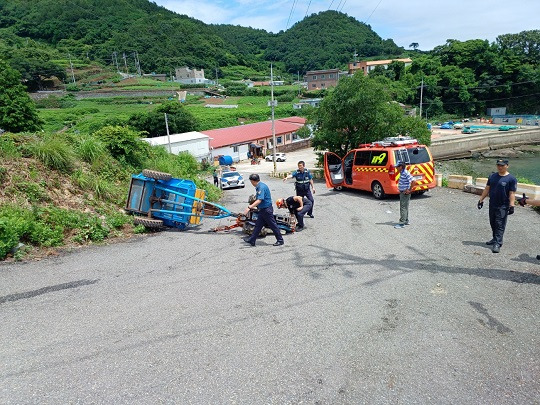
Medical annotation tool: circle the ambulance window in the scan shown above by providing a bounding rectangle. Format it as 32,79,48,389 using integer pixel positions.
408,147,430,164
354,151,370,165
369,151,388,166
395,148,430,164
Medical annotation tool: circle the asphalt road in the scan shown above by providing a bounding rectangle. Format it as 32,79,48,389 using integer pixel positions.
1,162,539,404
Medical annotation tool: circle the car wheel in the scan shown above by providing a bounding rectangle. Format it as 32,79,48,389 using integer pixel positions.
371,181,385,199
333,186,343,191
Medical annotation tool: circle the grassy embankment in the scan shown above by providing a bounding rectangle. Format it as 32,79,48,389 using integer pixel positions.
1,75,307,261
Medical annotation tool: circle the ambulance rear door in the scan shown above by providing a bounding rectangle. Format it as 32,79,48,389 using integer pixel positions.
324,152,344,188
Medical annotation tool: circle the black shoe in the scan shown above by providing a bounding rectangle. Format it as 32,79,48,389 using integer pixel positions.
308,214,314,218
243,237,255,247
296,226,304,232
273,240,284,246
492,244,501,253
537,254,540,260
486,240,496,245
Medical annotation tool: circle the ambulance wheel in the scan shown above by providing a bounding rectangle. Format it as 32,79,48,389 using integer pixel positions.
142,169,172,181
372,181,386,200
133,216,164,228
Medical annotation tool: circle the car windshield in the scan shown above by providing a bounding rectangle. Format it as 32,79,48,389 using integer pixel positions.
223,172,239,178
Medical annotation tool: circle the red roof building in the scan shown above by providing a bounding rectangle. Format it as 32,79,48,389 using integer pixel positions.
201,117,306,149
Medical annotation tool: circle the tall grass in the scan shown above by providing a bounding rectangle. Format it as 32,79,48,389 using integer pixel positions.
26,136,75,172
76,136,106,163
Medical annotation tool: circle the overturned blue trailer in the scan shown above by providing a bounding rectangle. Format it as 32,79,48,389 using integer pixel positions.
125,169,235,229
125,170,296,234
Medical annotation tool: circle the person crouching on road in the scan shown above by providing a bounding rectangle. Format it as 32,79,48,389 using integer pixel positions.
477,159,517,253
283,160,315,218
243,174,284,247
394,161,417,229
276,196,312,231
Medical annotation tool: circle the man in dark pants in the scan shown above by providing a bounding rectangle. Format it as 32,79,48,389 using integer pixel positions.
477,159,517,253
243,174,284,247
283,161,315,218
276,196,313,231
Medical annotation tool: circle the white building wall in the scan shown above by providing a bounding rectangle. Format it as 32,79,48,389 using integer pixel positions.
211,144,250,163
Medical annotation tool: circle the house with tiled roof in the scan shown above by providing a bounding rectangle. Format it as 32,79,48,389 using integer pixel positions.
348,58,412,76
201,117,307,162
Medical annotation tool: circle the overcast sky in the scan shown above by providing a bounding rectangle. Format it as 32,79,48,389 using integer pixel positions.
153,0,539,51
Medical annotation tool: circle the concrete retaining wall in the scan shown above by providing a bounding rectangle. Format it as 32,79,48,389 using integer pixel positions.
431,128,540,160
470,177,540,199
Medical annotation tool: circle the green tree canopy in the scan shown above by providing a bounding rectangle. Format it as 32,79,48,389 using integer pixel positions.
0,59,42,132
128,101,199,137
311,74,430,156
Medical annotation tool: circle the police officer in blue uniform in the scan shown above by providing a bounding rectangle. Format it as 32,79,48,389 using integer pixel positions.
283,160,315,218
243,174,284,247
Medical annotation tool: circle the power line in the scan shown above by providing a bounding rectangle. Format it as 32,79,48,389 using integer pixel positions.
305,0,312,17
419,79,540,92
285,0,298,30
365,0,383,23
328,0,335,10
339,0,347,12
422,92,540,105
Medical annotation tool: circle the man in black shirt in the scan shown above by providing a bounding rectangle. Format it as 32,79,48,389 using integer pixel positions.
276,196,312,231
477,159,517,253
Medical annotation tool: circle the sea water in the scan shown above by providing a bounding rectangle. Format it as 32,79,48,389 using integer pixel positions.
437,151,540,185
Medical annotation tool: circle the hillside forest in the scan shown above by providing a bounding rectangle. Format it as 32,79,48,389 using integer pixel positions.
0,0,539,118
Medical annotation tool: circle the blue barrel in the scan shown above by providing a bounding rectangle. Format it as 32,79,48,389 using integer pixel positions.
218,155,233,165
427,123,432,130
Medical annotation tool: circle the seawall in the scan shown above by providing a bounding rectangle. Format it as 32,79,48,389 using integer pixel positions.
430,128,540,160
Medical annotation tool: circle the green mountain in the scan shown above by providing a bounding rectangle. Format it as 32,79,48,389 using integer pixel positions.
266,10,403,73
0,0,403,80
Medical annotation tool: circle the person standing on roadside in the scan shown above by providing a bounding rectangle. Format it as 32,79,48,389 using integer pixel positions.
243,174,284,247
283,160,315,218
477,159,517,253
394,161,417,229
213,169,219,187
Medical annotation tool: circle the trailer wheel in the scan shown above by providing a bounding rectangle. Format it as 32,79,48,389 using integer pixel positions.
142,169,172,181
133,217,164,228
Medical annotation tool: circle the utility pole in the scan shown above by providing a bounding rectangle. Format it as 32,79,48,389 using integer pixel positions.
134,51,142,76
123,52,129,74
68,54,76,84
419,77,424,119
215,66,219,86
112,52,119,72
270,64,277,174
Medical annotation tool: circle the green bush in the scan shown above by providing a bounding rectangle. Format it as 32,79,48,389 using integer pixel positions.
26,136,75,172
73,217,109,243
93,125,149,168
